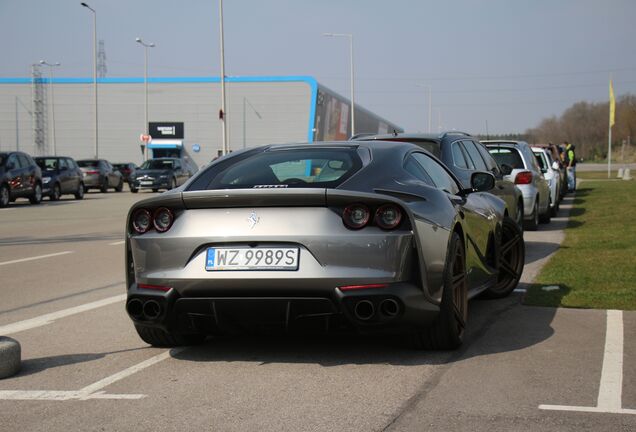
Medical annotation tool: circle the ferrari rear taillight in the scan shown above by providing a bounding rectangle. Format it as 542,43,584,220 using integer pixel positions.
514,171,533,185
343,204,370,229
132,209,152,234
153,207,174,232
374,204,402,230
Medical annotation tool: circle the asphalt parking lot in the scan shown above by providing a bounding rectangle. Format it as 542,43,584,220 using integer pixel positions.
0,191,634,431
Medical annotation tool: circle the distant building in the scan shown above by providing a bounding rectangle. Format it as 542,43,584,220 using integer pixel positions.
0,76,401,168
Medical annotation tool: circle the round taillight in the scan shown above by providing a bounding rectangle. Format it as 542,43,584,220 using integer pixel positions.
153,207,174,233
375,204,402,230
343,204,370,229
132,209,152,234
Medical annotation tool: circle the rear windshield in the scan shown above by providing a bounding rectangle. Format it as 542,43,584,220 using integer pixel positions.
488,147,525,169
194,148,362,190
77,160,98,168
533,151,547,170
35,158,59,171
140,160,174,170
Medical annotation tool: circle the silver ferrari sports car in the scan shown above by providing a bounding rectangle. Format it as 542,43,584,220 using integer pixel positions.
125,141,524,349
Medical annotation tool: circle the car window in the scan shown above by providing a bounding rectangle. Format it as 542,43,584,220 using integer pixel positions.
488,147,525,169
19,154,31,168
523,146,541,172
36,158,59,170
174,160,182,169
199,148,362,190
475,141,501,176
77,160,97,168
404,156,435,186
59,158,68,170
411,152,460,195
7,154,21,169
451,141,470,169
462,140,487,171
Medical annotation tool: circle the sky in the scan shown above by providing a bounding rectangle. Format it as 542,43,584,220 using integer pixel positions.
2,0,635,134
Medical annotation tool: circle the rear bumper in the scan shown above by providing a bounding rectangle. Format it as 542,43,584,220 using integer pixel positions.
126,282,439,335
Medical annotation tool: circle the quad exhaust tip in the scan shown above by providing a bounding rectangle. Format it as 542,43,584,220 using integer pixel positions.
379,298,399,317
142,300,162,320
353,300,375,321
126,298,144,320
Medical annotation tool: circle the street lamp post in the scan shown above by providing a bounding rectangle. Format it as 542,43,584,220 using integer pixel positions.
39,60,61,155
242,97,262,149
136,37,155,161
80,2,98,159
219,0,228,155
323,32,355,136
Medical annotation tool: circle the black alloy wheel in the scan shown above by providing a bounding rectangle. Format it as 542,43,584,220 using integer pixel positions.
50,183,61,201
483,217,525,298
29,183,42,204
0,184,9,207
410,231,467,350
75,183,85,200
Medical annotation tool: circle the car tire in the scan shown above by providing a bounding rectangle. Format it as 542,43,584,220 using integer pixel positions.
134,324,205,347
524,199,539,231
152,188,159,193
130,186,138,193
29,183,42,205
539,198,551,224
50,183,61,201
0,184,9,208
482,217,525,299
100,178,108,193
409,231,467,350
115,179,124,192
550,199,559,217
75,183,85,200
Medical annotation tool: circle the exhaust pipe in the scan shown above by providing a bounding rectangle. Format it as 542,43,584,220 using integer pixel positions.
353,300,375,321
142,300,162,320
379,299,400,317
126,298,144,320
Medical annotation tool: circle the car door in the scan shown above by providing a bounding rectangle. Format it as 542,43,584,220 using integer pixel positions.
410,152,495,291
56,158,70,193
65,158,81,191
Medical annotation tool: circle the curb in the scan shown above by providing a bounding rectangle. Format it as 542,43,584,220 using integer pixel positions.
0,336,21,379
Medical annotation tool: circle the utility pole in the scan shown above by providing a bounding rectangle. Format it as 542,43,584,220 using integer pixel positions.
219,0,228,155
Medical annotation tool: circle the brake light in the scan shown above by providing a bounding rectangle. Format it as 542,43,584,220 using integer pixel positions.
374,204,402,230
138,283,171,292
342,204,370,229
153,207,174,233
515,171,533,185
86,170,99,175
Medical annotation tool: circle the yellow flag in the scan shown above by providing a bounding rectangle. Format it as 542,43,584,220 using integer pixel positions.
609,79,616,127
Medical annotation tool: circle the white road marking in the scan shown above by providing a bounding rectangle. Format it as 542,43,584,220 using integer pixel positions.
0,251,73,267
109,240,125,246
539,310,636,415
0,294,126,335
0,348,185,401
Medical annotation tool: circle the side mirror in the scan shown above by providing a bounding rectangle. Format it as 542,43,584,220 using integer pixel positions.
470,171,496,192
500,163,513,176
552,161,560,170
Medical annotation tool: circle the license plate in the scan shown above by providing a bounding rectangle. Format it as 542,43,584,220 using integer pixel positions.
205,247,299,271
140,181,153,185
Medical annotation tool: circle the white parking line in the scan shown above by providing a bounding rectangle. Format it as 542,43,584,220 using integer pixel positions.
539,310,636,415
0,294,126,335
0,348,185,401
0,251,73,267
108,240,125,246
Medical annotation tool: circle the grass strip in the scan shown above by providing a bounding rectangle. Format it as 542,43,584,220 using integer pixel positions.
524,179,636,310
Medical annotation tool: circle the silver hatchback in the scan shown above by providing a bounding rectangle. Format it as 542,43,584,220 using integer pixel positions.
483,141,551,230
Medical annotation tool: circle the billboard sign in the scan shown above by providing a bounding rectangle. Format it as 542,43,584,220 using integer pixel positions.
149,122,184,139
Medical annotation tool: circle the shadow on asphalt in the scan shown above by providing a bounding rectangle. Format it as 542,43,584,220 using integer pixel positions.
15,347,147,377
171,294,556,366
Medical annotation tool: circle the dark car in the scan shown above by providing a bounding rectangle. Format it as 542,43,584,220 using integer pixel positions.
77,159,124,193
35,156,85,200
130,158,196,193
0,151,42,207
113,162,138,186
125,141,524,349
354,132,525,229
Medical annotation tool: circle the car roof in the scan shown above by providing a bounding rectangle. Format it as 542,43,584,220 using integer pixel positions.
354,131,474,142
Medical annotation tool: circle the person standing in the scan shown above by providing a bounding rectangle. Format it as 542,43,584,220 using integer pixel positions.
564,141,577,192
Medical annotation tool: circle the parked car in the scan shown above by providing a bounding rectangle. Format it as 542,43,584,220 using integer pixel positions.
482,140,551,230
113,162,138,187
130,158,196,193
77,159,124,193
533,143,568,198
531,147,561,216
35,156,85,200
353,132,525,230
0,151,42,207
125,141,524,349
